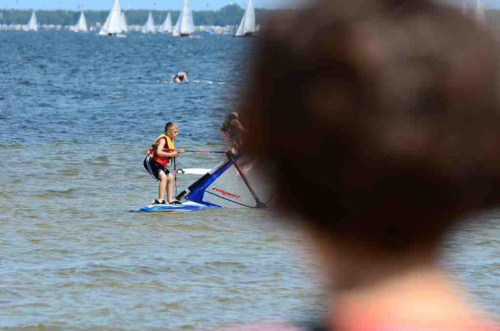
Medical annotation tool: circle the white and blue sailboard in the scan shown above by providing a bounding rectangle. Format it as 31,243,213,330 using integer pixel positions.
139,154,275,212
140,201,215,212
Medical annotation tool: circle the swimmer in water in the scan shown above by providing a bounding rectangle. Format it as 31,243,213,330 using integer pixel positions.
173,71,188,83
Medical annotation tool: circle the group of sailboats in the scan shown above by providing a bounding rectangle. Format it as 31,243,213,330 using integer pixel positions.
98,0,190,36
141,12,173,34
23,0,257,38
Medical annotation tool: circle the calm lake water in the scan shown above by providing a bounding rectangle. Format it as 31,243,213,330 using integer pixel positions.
0,30,498,329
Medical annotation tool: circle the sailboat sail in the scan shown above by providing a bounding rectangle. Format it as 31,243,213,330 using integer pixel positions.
178,155,275,209
142,12,156,33
160,12,173,33
100,12,111,34
173,0,195,36
181,0,195,35
476,0,486,23
25,12,38,32
99,0,127,36
74,12,88,32
235,0,256,37
121,12,129,33
173,11,182,36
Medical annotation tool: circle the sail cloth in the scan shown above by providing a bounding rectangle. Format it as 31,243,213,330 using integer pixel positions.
99,0,127,36
142,12,156,33
178,155,275,209
25,12,38,31
173,0,195,36
235,0,256,37
74,12,88,32
160,12,173,33
121,12,129,33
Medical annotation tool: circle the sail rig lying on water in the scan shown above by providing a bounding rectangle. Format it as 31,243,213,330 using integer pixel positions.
140,154,275,212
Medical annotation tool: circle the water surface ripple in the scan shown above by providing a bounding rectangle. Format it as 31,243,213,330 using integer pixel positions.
0,31,498,328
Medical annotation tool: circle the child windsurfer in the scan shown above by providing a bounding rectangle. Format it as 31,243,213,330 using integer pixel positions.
144,122,184,205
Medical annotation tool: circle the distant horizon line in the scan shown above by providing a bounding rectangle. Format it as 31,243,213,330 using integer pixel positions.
0,3,261,12
0,5,261,12
0,7,241,11
2,5,500,11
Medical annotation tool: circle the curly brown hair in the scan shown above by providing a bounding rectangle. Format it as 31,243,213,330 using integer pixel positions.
241,0,500,252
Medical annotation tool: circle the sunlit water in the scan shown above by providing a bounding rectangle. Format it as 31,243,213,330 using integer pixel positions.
0,31,498,329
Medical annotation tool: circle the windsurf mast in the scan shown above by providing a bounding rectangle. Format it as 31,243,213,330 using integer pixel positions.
227,153,266,208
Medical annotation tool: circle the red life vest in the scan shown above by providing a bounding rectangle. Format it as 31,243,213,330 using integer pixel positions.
148,134,175,167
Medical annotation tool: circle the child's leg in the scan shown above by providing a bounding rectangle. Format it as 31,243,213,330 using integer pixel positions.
166,173,174,203
158,171,168,201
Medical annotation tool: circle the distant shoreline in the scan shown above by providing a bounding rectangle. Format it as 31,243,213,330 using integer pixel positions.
0,5,277,27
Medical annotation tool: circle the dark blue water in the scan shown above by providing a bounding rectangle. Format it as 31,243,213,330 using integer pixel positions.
0,31,251,146
0,31,498,329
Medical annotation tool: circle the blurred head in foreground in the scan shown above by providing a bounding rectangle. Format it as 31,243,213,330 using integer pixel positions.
241,0,498,328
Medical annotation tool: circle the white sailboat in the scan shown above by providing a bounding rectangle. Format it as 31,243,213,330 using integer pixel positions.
121,12,129,33
99,0,127,37
24,11,38,32
142,12,156,34
74,12,88,32
160,12,173,33
235,0,256,37
475,0,486,24
173,0,195,37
